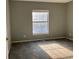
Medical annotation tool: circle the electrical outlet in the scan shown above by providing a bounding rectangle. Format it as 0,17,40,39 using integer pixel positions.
24,35,26,38
69,33,71,36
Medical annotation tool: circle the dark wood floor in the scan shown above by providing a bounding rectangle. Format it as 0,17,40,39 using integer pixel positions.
9,39,73,59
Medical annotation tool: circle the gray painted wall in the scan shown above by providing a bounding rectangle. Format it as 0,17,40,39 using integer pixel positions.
6,0,11,57
66,1,73,39
10,1,66,41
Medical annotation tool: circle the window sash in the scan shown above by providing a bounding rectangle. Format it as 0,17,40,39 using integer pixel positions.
32,10,49,35
33,22,49,35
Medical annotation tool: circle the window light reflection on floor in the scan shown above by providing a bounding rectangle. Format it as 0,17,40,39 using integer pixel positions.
38,43,73,59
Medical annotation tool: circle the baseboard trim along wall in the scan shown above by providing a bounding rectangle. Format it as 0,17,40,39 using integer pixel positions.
12,36,66,43
66,37,73,40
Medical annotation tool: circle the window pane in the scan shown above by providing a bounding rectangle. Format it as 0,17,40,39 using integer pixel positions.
32,10,49,35
32,12,48,21
33,22,48,34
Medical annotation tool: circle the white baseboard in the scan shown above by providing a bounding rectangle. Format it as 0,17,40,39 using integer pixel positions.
12,39,43,43
66,37,73,40
12,36,66,43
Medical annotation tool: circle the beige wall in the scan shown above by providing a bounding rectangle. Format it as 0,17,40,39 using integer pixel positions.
66,1,73,39
10,1,67,41
6,0,11,54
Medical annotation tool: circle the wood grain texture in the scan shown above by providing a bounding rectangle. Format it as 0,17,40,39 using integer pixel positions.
9,39,73,59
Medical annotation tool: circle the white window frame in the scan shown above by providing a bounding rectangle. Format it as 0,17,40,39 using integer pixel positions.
32,10,49,35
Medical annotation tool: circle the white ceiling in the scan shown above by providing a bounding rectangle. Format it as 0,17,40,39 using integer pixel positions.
11,0,72,3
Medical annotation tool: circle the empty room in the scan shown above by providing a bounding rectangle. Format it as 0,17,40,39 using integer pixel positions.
6,0,73,59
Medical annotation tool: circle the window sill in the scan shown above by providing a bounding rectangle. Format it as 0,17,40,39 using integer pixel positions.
33,33,49,36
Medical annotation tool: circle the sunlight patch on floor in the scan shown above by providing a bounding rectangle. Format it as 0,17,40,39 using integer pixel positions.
38,44,73,59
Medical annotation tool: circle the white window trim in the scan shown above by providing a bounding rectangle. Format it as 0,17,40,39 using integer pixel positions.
32,10,49,35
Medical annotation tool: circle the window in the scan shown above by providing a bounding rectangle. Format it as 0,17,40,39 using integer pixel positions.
32,10,49,35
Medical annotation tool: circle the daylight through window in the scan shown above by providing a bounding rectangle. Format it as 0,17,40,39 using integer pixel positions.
32,10,49,35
